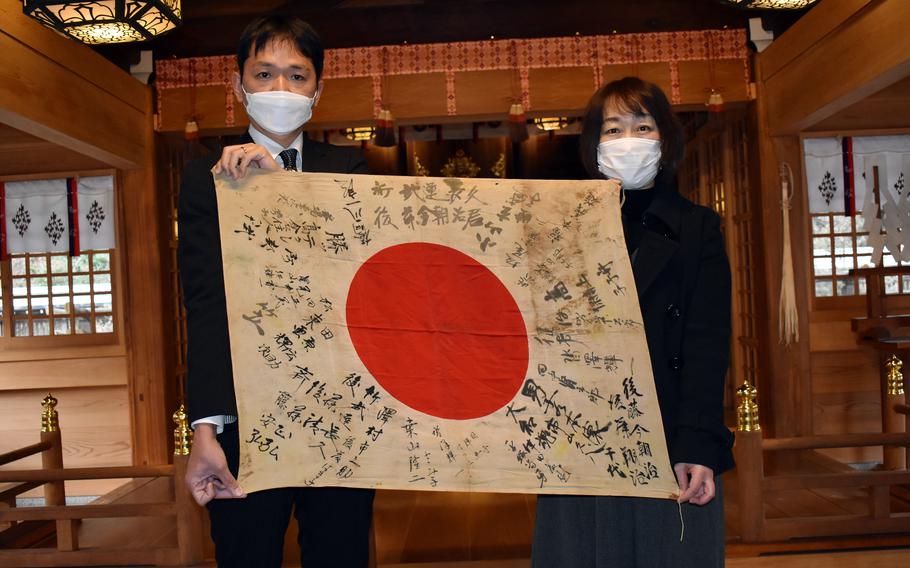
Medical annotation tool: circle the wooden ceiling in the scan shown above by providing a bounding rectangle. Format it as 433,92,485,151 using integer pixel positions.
95,0,810,65
0,124,110,177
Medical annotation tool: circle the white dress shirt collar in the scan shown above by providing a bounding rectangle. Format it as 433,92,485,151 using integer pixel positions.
248,125,303,170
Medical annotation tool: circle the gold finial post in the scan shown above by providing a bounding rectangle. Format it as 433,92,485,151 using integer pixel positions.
41,393,59,433
736,380,761,432
173,404,193,456
886,355,904,396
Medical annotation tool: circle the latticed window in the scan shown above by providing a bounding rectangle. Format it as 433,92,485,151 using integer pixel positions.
0,250,115,340
811,212,910,297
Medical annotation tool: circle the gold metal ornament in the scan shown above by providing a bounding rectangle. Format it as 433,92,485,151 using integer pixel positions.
41,393,59,433
736,381,761,432
173,404,193,456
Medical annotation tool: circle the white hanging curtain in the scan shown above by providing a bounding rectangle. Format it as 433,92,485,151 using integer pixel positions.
2,178,71,255
77,175,116,251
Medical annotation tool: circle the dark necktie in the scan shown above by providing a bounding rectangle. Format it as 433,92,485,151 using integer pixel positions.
278,148,299,171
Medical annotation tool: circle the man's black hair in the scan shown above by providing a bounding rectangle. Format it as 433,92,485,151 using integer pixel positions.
237,15,324,80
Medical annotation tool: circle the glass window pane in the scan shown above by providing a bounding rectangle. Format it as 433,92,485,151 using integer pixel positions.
857,255,873,268
815,280,834,297
835,256,854,276
903,275,910,293
834,236,854,255
72,275,90,294
855,215,866,232
12,278,27,297
73,295,91,314
885,275,900,294
32,318,50,336
74,316,92,334
95,315,113,333
813,257,833,276
93,273,111,292
92,252,110,272
833,216,853,234
836,277,855,296
813,237,832,256
72,254,90,273
53,318,71,335
29,277,48,295
29,257,47,275
884,254,898,267
52,296,70,315
855,235,872,255
859,277,867,295
11,257,26,276
31,297,49,316
94,293,112,312
50,255,69,273
812,216,830,235
12,298,28,314
51,276,69,294
13,319,29,336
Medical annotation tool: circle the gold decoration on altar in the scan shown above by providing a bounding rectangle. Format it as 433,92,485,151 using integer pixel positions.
343,127,376,142
886,355,905,396
720,0,818,8
736,381,761,432
173,404,193,456
441,149,480,178
533,117,570,132
41,393,59,433
413,153,430,177
491,153,507,179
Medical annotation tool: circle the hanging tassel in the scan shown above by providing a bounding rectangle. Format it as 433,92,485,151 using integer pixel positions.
779,162,799,345
184,119,199,141
706,90,725,130
374,109,397,147
508,103,529,143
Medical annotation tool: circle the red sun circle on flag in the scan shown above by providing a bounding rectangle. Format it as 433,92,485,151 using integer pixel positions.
346,242,529,420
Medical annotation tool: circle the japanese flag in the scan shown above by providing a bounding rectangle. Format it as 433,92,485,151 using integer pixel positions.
215,169,676,499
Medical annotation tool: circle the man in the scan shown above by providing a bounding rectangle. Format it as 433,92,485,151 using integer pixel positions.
177,15,374,568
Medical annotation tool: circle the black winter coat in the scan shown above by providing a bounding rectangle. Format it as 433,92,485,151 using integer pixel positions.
627,180,735,474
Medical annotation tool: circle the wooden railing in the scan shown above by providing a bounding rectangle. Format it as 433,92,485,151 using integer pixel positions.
0,395,204,567
734,378,910,543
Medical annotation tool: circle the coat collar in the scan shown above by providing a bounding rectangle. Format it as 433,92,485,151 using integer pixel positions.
236,132,328,172
631,179,691,297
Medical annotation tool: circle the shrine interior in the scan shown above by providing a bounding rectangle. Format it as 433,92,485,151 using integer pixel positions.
1,0,910,566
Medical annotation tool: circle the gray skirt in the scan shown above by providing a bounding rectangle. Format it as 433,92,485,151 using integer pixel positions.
531,478,725,568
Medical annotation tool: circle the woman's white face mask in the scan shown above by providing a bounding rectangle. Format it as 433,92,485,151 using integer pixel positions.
242,85,315,136
596,137,662,190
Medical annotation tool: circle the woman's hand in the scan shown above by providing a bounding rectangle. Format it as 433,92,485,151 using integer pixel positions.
213,143,280,180
674,462,715,505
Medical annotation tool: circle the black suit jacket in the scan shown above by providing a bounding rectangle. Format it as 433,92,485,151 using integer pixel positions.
629,180,735,474
177,133,369,423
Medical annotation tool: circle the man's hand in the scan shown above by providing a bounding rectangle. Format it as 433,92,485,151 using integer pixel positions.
674,462,715,506
213,143,280,180
185,424,245,506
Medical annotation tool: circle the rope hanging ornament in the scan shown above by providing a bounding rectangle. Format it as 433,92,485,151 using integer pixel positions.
507,41,529,143
705,31,725,129
374,47,397,147
184,58,200,141
779,162,799,344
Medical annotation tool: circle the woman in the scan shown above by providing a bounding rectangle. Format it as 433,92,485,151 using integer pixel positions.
531,77,735,567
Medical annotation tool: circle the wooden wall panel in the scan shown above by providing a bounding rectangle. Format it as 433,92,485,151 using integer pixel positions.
528,67,595,111
601,62,672,96
387,73,448,119
676,59,750,105
0,387,132,497
315,77,375,125
0,356,127,391
157,85,235,133
454,70,514,117
0,1,149,169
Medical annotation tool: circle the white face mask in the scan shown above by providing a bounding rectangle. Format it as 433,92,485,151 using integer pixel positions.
242,85,315,135
596,137,662,190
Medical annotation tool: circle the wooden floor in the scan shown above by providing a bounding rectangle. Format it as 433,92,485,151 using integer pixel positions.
4,449,910,567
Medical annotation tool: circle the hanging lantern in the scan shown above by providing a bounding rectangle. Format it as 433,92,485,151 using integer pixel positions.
23,1,182,45
183,119,199,141
374,109,397,147
508,103,529,143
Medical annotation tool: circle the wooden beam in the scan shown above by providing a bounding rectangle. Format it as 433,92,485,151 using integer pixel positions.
0,547,179,568
0,0,150,169
760,0,910,134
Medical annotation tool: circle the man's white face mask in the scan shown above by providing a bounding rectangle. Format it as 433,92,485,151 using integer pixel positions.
242,85,315,135
596,137,662,190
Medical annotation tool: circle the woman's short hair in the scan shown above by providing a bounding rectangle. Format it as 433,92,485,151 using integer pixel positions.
579,77,685,183
237,16,324,81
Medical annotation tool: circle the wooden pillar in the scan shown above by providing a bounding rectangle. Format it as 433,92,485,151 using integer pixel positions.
172,405,204,566
735,381,764,542
40,394,78,552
